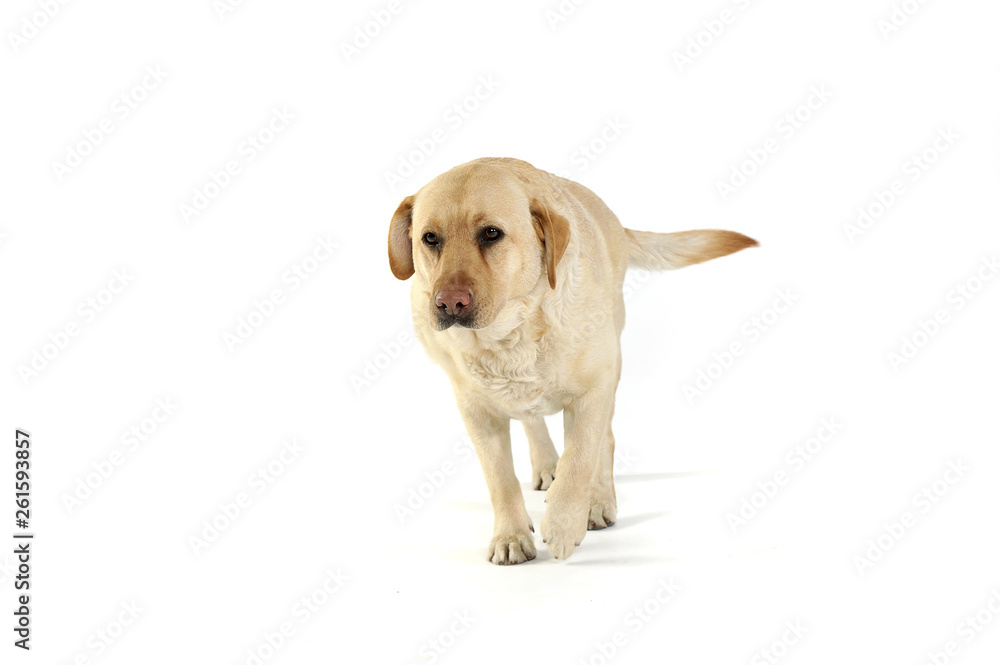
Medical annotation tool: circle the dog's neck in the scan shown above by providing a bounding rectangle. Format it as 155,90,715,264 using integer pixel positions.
438,286,552,395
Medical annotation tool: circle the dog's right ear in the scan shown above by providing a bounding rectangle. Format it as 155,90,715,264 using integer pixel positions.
388,195,415,280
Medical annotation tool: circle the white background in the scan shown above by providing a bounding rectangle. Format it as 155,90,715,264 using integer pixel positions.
3,0,1000,663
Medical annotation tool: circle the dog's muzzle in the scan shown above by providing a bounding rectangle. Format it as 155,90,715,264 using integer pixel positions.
434,287,475,329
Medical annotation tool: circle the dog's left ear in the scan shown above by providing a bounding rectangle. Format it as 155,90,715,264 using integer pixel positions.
388,195,416,280
531,198,571,289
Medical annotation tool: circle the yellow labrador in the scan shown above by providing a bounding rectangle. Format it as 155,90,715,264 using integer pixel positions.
388,157,756,564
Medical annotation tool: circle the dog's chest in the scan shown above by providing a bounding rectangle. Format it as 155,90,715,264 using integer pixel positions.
460,338,561,416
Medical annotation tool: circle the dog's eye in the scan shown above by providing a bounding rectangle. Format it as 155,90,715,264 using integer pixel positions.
423,232,439,247
483,227,503,242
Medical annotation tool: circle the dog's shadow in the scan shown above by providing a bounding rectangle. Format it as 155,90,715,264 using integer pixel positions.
518,471,690,535
606,510,671,529
615,470,718,483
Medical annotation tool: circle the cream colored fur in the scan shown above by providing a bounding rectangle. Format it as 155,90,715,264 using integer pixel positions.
388,157,756,564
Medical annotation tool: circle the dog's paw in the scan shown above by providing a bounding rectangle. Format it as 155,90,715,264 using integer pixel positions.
588,500,617,530
487,530,536,565
532,465,557,491
541,507,588,560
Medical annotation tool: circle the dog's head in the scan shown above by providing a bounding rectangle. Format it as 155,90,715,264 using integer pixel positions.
388,160,569,331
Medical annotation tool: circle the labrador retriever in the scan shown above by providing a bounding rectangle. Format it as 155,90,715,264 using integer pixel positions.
388,157,756,564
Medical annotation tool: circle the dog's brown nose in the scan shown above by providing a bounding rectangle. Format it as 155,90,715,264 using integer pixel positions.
435,287,472,316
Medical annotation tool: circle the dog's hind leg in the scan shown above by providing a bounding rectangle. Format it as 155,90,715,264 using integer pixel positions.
522,416,559,491
589,361,620,530
588,422,617,530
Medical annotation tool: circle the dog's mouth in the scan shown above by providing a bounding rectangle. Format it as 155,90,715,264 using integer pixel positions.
431,291,481,330
434,311,479,330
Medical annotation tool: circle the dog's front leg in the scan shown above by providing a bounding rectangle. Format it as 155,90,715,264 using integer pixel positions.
541,381,615,560
456,396,536,565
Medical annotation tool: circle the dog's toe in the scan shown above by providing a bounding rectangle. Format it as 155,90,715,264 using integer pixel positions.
487,531,536,565
541,510,587,560
533,466,557,491
587,501,617,530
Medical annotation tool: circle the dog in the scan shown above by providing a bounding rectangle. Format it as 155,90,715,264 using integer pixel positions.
388,157,756,564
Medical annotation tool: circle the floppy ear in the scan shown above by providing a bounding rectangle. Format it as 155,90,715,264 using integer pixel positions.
531,198,571,289
388,195,415,280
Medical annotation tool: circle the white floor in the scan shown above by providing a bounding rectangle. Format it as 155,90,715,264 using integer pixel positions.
3,1,1000,662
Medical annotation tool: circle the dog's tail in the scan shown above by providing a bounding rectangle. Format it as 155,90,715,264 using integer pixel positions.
624,228,758,271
